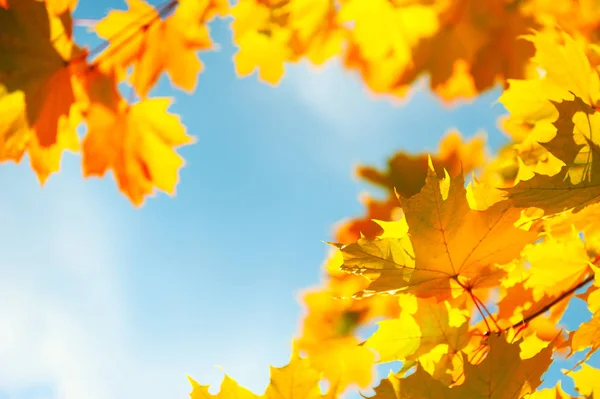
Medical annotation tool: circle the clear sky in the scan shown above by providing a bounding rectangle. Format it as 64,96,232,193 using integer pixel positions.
0,2,597,399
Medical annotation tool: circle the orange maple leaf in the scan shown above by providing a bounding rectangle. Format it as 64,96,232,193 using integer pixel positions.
0,86,79,183
82,98,194,206
369,334,553,399
337,162,539,301
0,0,80,147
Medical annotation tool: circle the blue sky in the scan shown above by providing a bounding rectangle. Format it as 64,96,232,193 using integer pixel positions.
0,1,596,399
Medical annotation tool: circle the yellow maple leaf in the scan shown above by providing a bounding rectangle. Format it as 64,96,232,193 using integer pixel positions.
499,30,600,213
189,374,258,399
82,98,194,206
94,0,221,97
365,294,470,384
296,266,380,389
287,0,343,65
506,98,600,213
339,0,440,94
523,229,593,300
189,346,327,399
265,344,323,399
528,381,573,399
569,363,600,398
230,0,292,84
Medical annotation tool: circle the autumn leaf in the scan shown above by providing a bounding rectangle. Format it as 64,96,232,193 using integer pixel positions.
339,0,441,95
94,0,223,97
265,345,323,399
82,97,194,206
189,374,259,399
287,0,343,65
506,98,600,213
337,162,539,300
410,0,535,100
0,0,79,147
230,0,291,84
336,131,485,244
499,30,600,213
189,347,326,399
522,229,592,300
365,294,470,385
296,254,388,389
565,263,600,363
0,85,79,182
356,131,486,199
188,376,215,399
369,334,553,399
569,363,600,398
528,382,573,399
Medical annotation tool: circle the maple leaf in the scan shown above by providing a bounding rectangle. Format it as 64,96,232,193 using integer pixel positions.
498,30,600,213
415,0,535,100
0,0,79,147
526,381,573,399
543,201,600,256
523,229,592,298
339,0,440,94
82,98,194,206
494,233,591,356
365,294,470,385
569,363,600,398
188,376,216,399
368,334,553,399
94,0,222,97
265,345,323,399
337,162,539,300
189,346,327,399
297,254,391,389
189,374,259,399
506,98,600,213
357,131,486,199
336,132,485,244
338,0,439,66
287,0,343,65
0,85,79,182
334,195,401,244
230,0,292,84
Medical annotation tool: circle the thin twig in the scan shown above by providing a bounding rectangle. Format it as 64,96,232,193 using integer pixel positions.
510,273,595,331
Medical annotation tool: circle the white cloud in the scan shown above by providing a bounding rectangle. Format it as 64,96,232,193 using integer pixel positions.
0,162,132,399
0,162,280,399
285,59,425,141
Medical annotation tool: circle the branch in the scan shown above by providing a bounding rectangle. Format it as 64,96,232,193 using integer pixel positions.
509,273,595,331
